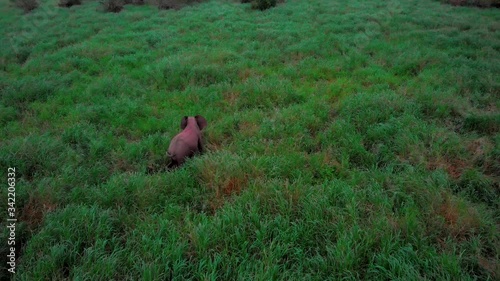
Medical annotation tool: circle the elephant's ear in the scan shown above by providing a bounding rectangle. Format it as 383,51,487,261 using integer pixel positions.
180,116,188,130
195,115,207,130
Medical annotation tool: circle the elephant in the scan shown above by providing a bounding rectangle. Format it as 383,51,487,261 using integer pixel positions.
167,115,207,169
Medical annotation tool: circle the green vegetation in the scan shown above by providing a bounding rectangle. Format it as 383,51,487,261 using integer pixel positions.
1,0,499,279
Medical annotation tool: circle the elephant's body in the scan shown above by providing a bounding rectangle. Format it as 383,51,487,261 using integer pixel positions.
167,115,207,168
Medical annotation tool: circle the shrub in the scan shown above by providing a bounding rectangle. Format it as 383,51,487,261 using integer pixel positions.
252,0,277,10
442,0,500,7
158,0,199,10
123,0,144,4
247,0,284,10
100,0,124,12
15,0,38,13
58,0,81,7
158,0,178,9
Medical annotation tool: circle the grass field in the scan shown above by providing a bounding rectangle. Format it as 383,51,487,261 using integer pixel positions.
1,0,499,279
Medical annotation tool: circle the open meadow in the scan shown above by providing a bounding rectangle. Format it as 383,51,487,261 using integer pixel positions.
0,0,499,279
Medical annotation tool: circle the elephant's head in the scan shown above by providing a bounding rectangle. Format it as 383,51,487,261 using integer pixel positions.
180,115,207,131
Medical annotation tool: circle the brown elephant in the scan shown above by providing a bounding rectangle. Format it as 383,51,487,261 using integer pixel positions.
167,115,207,168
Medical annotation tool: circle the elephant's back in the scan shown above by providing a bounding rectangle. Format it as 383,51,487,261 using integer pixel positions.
168,135,197,159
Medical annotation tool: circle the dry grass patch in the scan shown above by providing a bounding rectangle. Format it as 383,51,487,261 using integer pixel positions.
222,91,241,107
478,256,500,280
238,69,257,82
432,193,482,241
194,152,259,212
20,192,57,231
467,137,494,159
238,120,260,137
427,157,469,179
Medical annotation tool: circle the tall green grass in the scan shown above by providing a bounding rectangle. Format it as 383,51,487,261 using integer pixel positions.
0,0,499,279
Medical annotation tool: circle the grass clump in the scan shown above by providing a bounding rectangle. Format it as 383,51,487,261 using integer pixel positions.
17,205,121,280
455,169,499,207
463,114,500,135
1,73,70,111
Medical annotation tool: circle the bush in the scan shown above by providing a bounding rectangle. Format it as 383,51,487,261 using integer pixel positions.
100,0,123,12
123,0,144,4
158,0,178,9
58,0,81,7
15,0,38,13
158,0,201,10
253,0,276,10
246,0,283,10
442,0,500,7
